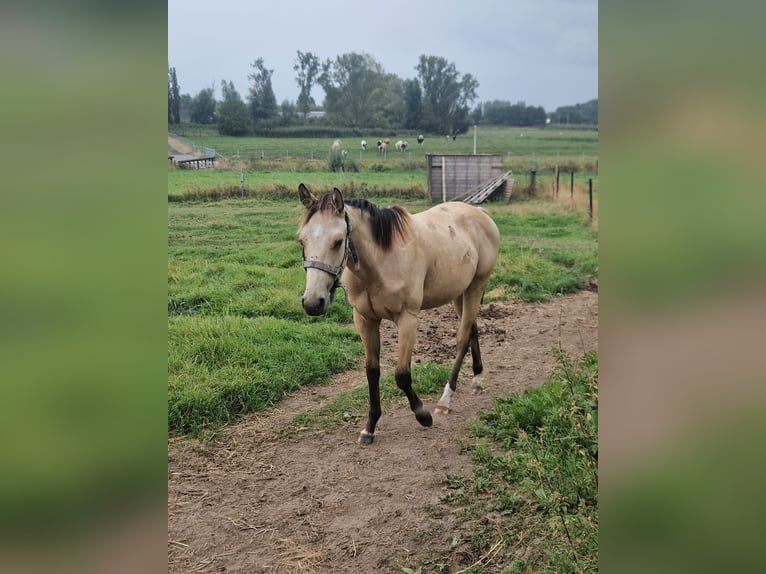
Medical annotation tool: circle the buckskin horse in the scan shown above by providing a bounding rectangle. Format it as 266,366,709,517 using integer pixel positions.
297,184,500,445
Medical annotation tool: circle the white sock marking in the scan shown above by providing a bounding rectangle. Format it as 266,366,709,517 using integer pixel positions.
437,383,454,409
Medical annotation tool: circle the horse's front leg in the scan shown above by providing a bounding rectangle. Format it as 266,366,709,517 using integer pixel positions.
395,311,432,428
354,310,381,446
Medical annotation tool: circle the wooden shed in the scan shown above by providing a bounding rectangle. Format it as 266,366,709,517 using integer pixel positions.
426,154,504,203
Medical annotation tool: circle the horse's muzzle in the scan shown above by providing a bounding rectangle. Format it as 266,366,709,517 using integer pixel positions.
301,293,327,316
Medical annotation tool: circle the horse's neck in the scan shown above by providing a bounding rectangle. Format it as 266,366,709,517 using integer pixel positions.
345,207,380,278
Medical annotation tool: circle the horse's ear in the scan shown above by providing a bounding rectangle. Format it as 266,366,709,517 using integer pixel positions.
331,187,344,214
299,183,316,208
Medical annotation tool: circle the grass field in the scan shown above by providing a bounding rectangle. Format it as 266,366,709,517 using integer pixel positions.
168,193,597,436
170,125,598,179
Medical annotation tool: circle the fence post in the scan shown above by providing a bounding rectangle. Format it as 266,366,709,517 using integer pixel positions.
555,165,560,199
240,168,244,198
588,178,593,220
570,170,574,199
441,156,447,203
530,167,537,196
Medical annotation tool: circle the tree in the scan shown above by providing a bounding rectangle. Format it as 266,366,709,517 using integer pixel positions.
482,100,547,127
280,99,295,126
217,80,250,136
168,66,180,124
403,78,423,130
416,55,478,136
318,52,399,128
248,58,278,124
179,93,192,122
190,86,216,124
294,51,320,119
552,99,598,125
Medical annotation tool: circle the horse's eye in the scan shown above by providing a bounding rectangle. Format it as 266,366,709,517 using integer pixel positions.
332,239,343,250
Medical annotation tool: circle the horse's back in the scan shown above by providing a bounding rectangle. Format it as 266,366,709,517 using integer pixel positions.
415,202,500,261
412,202,500,308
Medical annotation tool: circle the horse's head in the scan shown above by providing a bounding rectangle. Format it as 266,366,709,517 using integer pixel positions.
297,184,350,316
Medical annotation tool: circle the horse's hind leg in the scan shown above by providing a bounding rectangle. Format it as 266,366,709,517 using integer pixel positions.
435,286,486,414
449,297,485,388
467,320,485,393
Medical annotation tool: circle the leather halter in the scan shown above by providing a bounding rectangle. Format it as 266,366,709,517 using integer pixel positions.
302,212,360,282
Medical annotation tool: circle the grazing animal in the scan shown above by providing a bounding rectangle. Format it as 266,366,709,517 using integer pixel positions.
361,140,367,150
417,134,424,145
342,149,349,158
297,184,501,446
332,139,342,150
395,140,408,152
377,140,388,152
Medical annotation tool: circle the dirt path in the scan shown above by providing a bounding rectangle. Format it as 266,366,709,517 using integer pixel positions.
168,291,598,573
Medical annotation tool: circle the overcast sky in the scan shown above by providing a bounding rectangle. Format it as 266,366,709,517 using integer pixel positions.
168,0,597,113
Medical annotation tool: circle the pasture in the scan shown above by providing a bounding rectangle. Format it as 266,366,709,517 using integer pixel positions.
168,195,597,435
168,128,598,572
170,124,598,176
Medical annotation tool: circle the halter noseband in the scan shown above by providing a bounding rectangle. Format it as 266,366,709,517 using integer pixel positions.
302,212,360,282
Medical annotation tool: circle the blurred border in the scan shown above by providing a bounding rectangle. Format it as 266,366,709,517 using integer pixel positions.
0,3,167,573
601,1,766,572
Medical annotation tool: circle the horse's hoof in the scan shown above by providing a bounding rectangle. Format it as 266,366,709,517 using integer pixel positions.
358,431,375,446
415,409,433,427
434,404,450,415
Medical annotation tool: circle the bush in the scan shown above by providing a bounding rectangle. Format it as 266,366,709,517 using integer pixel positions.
217,98,250,136
326,150,359,173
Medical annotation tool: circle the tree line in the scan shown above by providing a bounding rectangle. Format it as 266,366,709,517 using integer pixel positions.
167,52,597,137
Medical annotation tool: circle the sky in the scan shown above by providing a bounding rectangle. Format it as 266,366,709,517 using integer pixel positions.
168,0,597,113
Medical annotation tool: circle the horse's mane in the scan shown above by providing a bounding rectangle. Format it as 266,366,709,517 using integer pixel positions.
346,198,410,251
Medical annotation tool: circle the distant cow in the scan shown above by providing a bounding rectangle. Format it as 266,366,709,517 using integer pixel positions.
377,140,388,152
332,139,342,150
417,134,424,145
361,140,367,150
395,140,409,152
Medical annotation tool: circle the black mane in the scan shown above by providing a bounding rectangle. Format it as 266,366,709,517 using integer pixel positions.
346,198,409,251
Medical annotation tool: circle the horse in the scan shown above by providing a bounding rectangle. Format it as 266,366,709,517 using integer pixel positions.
297,184,501,445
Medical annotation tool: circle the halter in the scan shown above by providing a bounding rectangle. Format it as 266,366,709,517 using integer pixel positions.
302,212,360,285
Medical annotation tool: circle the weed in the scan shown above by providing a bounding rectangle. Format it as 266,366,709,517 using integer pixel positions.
438,349,598,573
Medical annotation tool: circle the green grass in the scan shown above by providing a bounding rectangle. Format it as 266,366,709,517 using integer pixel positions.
168,315,362,435
405,349,598,573
168,172,597,436
483,206,598,302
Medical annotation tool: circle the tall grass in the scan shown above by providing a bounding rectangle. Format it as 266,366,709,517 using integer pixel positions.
422,349,598,573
